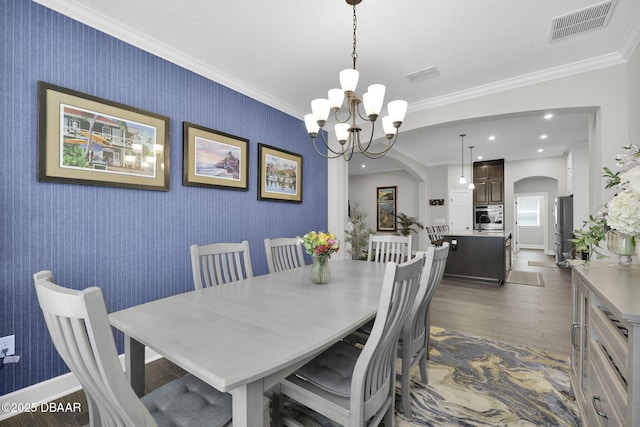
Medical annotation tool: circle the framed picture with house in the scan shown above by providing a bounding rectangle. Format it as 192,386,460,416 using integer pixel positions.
37,81,170,191
257,144,302,203
377,186,397,231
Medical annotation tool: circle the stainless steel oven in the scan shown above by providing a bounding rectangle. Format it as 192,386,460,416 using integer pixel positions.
474,205,504,231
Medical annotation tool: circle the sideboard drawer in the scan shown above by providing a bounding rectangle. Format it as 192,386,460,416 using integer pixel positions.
587,351,626,427
588,336,627,425
590,302,628,381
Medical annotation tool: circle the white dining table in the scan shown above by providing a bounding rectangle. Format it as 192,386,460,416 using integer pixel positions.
109,259,388,427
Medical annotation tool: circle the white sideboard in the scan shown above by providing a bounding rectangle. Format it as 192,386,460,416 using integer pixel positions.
571,262,640,426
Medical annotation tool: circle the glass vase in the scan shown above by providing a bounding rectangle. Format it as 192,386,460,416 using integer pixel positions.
311,256,331,284
607,230,636,267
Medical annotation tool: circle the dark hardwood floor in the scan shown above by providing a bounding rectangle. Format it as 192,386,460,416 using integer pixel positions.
2,249,572,426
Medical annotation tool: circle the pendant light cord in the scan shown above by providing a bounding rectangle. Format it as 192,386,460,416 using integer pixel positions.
352,5,358,69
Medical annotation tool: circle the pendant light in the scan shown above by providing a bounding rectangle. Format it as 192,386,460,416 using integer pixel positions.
468,145,475,189
303,0,407,160
458,134,467,184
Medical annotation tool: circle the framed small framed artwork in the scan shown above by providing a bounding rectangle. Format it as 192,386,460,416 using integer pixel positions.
37,81,170,191
183,122,249,191
377,186,397,231
258,144,302,203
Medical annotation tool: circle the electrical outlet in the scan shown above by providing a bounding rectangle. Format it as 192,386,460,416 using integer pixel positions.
0,335,15,357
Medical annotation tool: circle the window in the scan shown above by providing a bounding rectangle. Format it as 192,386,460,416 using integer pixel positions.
517,195,541,227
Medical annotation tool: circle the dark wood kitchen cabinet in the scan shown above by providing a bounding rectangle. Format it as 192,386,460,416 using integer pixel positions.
473,159,504,204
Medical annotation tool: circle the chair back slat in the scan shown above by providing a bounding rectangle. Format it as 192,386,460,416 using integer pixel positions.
350,256,424,424
33,271,156,427
367,234,412,263
405,242,450,345
264,237,305,273
190,241,253,289
426,225,449,245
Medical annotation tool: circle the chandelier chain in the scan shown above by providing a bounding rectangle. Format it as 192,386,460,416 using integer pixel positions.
351,5,358,69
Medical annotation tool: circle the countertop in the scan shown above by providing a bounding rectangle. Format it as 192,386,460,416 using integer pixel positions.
445,230,510,238
573,261,640,324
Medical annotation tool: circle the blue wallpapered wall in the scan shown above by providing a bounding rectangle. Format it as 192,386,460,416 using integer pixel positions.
0,0,327,395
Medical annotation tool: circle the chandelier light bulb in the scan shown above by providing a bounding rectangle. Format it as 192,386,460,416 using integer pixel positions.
304,114,320,136
335,123,350,143
387,100,408,126
362,84,385,119
311,98,330,125
328,88,344,110
339,69,359,93
382,116,396,138
459,176,467,185
468,182,475,189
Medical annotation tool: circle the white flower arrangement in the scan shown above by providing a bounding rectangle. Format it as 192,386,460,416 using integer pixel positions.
606,144,640,236
573,144,640,260
606,190,640,235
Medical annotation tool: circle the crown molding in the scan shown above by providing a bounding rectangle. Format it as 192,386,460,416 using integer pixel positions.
409,52,627,113
31,0,301,117
32,0,638,120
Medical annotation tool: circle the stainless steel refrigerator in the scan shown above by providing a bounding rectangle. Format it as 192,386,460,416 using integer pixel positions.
554,195,574,267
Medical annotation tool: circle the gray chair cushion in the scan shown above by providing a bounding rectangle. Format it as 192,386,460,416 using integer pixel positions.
295,341,361,397
142,373,232,427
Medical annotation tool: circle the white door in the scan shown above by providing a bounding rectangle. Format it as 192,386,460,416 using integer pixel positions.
449,189,473,231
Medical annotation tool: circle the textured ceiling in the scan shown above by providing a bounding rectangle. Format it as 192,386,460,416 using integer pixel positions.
33,0,640,174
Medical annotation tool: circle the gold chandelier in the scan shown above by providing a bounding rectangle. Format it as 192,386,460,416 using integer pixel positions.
304,0,407,160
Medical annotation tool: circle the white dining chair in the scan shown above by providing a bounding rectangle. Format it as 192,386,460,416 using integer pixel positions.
275,255,425,427
264,237,306,273
190,240,253,289
425,224,449,246
367,234,413,263
33,270,233,427
398,242,450,418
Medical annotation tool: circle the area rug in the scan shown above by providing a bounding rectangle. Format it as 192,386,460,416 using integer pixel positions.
528,260,558,268
506,270,545,287
394,327,581,427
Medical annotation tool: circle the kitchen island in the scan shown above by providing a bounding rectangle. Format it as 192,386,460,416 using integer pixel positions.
442,230,512,284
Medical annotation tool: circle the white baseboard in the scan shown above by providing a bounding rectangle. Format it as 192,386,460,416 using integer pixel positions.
0,348,161,421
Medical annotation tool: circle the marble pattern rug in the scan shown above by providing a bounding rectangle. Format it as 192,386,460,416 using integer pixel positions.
395,327,582,426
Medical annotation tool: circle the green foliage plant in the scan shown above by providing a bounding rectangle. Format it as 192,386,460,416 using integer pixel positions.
396,212,424,237
571,214,609,261
344,203,374,260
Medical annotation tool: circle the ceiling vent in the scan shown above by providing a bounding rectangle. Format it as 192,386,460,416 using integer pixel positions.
550,0,617,42
405,66,440,84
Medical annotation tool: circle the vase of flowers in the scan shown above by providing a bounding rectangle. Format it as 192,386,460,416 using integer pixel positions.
574,144,640,265
300,231,340,284
607,229,636,266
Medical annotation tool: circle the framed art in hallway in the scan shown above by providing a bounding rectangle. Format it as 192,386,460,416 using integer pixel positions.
257,144,302,203
37,81,170,191
183,122,249,191
377,186,397,231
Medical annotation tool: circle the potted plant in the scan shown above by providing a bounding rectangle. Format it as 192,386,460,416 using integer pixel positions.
572,214,608,261
344,203,374,260
396,212,424,237
572,144,640,263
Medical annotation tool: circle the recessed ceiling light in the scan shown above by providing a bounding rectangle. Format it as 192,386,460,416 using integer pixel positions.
477,155,483,160
538,148,544,152
361,164,366,168
540,134,548,139
544,113,554,119
488,135,495,141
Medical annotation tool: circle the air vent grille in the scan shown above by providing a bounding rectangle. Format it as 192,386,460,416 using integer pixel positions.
405,66,439,84
550,0,617,41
